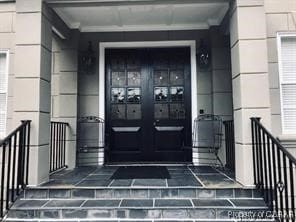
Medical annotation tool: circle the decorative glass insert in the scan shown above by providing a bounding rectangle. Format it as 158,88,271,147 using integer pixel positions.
127,104,141,119
170,87,184,102
127,88,141,103
112,71,125,86
111,104,126,119
111,58,125,70
154,87,168,102
154,70,168,86
127,58,141,69
111,88,125,103
155,104,169,119
128,71,141,86
170,70,184,85
170,103,185,119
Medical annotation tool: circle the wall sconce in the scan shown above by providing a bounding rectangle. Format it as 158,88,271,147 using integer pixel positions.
197,39,210,69
79,41,96,75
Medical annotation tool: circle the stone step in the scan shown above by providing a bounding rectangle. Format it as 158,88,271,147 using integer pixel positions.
10,198,268,210
22,187,262,200
6,207,271,221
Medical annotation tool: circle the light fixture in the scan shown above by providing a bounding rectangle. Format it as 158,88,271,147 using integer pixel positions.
197,39,210,69
79,41,96,74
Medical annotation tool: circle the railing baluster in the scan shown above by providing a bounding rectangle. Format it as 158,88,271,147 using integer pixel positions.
267,137,273,209
59,123,62,169
25,122,31,185
277,148,284,219
11,134,17,203
262,131,268,202
255,122,260,188
6,139,12,210
258,127,264,191
21,123,27,189
63,124,66,168
16,129,23,195
289,160,295,221
271,141,279,213
52,123,56,172
0,142,6,217
251,119,257,185
282,153,289,222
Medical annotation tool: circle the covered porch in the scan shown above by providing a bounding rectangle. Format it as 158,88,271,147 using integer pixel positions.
12,0,271,189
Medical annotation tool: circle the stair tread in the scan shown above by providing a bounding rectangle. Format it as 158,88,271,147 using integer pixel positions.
10,198,268,210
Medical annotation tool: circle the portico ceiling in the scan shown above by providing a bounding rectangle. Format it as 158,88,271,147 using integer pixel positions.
46,0,230,32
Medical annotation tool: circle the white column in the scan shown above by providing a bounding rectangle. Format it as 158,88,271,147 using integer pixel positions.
57,32,79,169
229,0,271,186
14,0,52,185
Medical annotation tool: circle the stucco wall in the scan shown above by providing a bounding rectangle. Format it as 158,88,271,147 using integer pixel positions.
264,0,296,156
265,0,296,137
0,2,15,134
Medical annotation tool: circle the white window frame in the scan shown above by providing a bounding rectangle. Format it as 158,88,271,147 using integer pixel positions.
277,32,296,135
0,50,9,139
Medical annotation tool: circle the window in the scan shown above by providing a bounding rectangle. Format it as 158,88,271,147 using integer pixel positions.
0,51,8,138
277,34,296,134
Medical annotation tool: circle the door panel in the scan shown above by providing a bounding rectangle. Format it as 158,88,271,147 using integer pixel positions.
106,48,191,162
150,48,191,160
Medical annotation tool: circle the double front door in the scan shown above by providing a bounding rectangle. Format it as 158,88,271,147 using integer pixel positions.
105,48,192,162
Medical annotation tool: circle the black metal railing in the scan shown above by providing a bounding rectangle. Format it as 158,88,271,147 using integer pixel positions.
0,120,31,218
251,117,296,221
50,122,68,173
224,120,235,171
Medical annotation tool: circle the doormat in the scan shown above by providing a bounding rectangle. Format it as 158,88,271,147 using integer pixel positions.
111,166,171,179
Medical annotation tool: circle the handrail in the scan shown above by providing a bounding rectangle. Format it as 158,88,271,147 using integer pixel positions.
0,120,31,218
251,118,296,163
251,117,295,221
50,121,69,173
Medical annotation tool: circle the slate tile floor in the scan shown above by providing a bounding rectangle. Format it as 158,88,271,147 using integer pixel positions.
5,166,272,221
42,165,241,188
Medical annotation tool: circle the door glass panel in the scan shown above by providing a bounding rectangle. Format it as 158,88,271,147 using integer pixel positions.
155,104,169,119
154,87,168,102
154,70,168,86
170,87,184,102
111,58,125,70
111,104,126,119
112,71,126,86
170,70,184,85
170,103,185,119
127,104,141,119
127,88,141,103
128,71,141,86
111,88,125,103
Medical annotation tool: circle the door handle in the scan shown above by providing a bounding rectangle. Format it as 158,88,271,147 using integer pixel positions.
153,119,160,126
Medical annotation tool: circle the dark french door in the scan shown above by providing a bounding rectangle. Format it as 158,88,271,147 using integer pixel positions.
105,48,192,162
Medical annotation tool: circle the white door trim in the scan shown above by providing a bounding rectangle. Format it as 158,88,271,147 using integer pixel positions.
99,40,197,127
98,41,197,164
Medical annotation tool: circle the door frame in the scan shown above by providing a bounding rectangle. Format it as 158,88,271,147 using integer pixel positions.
99,40,197,163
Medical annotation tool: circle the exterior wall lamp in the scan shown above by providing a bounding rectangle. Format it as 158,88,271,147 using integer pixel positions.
196,39,211,69
79,41,96,74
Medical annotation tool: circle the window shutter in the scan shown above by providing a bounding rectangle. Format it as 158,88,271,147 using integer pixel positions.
279,36,296,133
0,53,8,138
